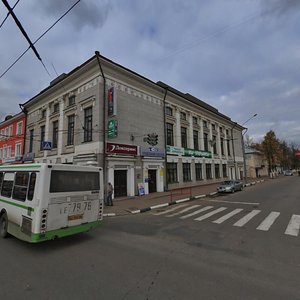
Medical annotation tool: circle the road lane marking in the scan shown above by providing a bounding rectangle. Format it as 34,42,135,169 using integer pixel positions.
256,212,280,231
204,199,260,206
233,210,261,227
285,214,300,237
194,207,227,221
212,208,244,224
166,205,201,217
152,204,189,215
180,206,213,219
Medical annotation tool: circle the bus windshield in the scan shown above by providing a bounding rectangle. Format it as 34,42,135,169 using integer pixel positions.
49,170,100,193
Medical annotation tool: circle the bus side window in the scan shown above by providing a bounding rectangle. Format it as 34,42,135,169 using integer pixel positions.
12,172,29,202
1,172,14,198
27,172,36,201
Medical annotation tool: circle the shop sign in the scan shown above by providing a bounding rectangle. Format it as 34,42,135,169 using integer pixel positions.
108,87,117,116
166,146,211,158
141,147,165,157
23,152,35,162
107,119,118,138
184,148,212,158
166,146,184,155
106,142,138,155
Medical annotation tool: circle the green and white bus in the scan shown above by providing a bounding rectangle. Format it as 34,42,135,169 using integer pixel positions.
0,163,103,243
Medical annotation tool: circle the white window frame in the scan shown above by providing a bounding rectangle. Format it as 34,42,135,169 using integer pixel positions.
17,121,23,135
15,143,22,157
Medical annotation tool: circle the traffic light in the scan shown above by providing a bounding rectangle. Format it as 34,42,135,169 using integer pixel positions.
146,133,158,146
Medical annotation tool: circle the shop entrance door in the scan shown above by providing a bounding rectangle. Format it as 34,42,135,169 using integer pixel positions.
114,170,127,197
148,169,157,193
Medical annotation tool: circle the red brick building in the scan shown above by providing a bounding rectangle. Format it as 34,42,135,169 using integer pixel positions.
0,112,26,164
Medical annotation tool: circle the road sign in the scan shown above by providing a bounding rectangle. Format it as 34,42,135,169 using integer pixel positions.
42,141,52,150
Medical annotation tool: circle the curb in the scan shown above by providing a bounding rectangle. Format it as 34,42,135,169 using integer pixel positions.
103,179,266,217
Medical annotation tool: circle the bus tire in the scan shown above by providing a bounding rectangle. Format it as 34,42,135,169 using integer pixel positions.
0,213,9,238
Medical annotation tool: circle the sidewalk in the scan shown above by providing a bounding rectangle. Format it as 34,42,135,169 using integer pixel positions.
103,179,266,217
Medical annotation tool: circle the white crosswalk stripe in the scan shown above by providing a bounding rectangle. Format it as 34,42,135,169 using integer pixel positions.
233,210,261,227
285,214,300,236
152,204,189,215
166,205,201,217
194,207,227,221
256,212,280,231
212,208,244,224
152,203,299,237
180,206,213,219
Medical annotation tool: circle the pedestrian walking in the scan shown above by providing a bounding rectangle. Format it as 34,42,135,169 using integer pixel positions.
106,182,114,206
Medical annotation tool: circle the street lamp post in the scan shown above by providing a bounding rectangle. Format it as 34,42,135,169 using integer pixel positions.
231,114,257,181
242,114,257,183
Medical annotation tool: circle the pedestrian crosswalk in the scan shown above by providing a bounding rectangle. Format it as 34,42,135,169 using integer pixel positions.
152,204,300,237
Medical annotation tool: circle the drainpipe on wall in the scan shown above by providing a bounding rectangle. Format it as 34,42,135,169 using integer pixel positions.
95,51,107,196
162,88,168,191
19,104,27,163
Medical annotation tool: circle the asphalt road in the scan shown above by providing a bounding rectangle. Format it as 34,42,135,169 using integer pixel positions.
0,176,299,299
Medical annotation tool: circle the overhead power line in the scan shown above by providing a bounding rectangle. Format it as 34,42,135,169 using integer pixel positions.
0,0,20,29
0,0,81,79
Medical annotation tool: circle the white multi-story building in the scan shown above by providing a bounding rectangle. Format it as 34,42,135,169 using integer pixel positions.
22,53,244,197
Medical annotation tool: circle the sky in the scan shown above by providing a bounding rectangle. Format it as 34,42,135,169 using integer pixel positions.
1,0,300,147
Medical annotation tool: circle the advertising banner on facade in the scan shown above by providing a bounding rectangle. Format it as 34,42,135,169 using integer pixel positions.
106,142,138,155
166,145,211,158
141,147,165,157
108,87,117,116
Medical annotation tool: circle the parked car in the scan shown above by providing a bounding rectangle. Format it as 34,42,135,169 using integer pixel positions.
284,170,293,176
217,180,243,193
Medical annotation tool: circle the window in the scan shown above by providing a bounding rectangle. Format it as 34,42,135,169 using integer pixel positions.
183,163,191,182
206,164,212,179
68,95,76,106
0,148,2,160
7,146,11,158
1,172,14,198
5,127,9,138
1,129,4,140
180,112,186,121
40,125,45,151
193,130,199,150
3,146,7,159
27,172,36,200
166,123,174,146
226,129,229,136
220,127,223,133
215,164,220,179
203,133,208,151
67,115,75,146
193,116,198,125
41,109,46,119
212,135,217,154
227,139,231,156
84,107,93,142
221,138,224,155
222,164,227,178
181,127,187,148
212,124,216,130
12,172,29,201
53,103,59,113
203,120,208,128
195,163,203,181
167,163,178,184
29,129,34,152
166,107,173,116
17,121,23,135
50,171,100,193
52,121,59,148
15,143,21,157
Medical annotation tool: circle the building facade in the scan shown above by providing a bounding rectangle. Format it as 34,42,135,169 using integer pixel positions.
245,147,268,178
0,112,26,165
22,53,244,197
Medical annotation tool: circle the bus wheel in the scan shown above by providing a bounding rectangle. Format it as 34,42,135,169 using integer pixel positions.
0,213,9,238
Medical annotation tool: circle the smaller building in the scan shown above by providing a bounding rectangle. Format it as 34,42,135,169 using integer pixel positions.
245,147,268,178
0,112,26,165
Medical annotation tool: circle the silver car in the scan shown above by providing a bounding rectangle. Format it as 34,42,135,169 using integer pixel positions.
217,180,243,193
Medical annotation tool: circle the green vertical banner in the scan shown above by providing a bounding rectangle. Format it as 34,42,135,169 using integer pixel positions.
108,119,118,138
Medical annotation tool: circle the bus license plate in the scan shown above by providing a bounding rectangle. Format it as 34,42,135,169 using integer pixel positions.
68,201,92,215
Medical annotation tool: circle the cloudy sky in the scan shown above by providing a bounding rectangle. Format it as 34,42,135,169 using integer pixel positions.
1,0,300,146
